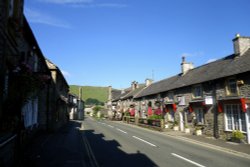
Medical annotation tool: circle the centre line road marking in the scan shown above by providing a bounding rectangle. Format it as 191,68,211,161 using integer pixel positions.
171,153,206,167
116,128,128,134
132,136,157,147
108,125,114,128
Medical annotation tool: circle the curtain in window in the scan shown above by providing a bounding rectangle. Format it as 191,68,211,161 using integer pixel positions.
22,97,38,128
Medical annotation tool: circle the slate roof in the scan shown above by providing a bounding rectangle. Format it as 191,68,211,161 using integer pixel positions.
111,89,122,100
135,49,250,98
121,84,146,100
112,91,130,102
112,84,146,102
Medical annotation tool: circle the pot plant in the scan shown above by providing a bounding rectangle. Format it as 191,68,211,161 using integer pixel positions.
195,126,202,136
184,125,190,134
173,120,179,131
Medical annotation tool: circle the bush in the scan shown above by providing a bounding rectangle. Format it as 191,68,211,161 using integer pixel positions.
124,111,130,116
173,120,178,126
232,130,244,140
149,114,163,120
92,105,103,116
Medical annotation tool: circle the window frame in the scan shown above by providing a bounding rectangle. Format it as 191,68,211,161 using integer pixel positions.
224,104,246,133
225,78,239,96
194,108,204,124
192,85,203,99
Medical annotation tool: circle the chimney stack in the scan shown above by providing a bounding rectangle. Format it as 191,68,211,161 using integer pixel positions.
233,34,250,56
181,56,194,75
131,81,138,90
145,78,153,87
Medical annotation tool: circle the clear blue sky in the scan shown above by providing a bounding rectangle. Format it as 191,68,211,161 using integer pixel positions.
24,0,250,89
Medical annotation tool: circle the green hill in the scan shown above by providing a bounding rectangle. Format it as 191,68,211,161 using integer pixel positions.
69,85,109,105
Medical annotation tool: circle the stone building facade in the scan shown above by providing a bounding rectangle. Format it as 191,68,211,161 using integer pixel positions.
114,35,250,144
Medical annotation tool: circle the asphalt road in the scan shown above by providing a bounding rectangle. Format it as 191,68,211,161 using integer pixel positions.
81,117,250,167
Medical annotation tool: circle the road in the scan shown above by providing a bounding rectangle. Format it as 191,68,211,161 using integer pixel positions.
81,116,250,167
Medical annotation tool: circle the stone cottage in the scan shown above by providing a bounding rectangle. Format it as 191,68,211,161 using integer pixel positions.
134,34,250,143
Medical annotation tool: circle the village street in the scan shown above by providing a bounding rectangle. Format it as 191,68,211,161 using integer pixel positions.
82,116,250,167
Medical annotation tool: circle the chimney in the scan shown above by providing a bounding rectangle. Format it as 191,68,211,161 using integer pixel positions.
145,78,153,87
181,56,194,75
78,87,82,100
233,34,250,56
131,81,138,90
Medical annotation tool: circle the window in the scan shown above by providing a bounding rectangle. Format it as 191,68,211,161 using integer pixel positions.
226,78,238,95
22,97,38,128
167,92,174,101
193,85,203,98
9,0,14,17
225,104,246,132
195,108,204,124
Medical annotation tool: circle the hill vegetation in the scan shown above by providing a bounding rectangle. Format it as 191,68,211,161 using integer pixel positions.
69,85,109,106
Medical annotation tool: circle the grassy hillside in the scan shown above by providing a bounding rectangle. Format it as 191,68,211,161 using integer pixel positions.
69,85,109,104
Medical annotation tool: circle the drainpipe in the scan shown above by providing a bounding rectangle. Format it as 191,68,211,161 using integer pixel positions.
213,81,219,139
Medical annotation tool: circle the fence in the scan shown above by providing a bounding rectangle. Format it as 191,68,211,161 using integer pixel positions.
122,116,165,131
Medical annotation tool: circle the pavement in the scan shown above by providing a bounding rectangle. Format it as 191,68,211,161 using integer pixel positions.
162,130,250,158
21,120,250,167
21,121,91,167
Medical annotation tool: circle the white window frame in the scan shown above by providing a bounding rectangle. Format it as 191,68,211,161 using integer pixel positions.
224,104,246,133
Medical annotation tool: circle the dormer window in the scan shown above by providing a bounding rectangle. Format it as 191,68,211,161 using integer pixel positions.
226,78,238,96
193,85,203,98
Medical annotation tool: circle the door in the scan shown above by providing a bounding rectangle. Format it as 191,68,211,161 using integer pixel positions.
247,104,250,144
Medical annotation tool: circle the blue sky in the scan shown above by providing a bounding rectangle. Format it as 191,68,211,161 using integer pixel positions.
24,0,250,89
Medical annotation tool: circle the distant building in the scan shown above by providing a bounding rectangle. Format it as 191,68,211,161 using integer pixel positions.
68,93,85,120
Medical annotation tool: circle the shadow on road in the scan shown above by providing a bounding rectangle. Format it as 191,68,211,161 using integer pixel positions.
22,121,83,167
81,129,158,167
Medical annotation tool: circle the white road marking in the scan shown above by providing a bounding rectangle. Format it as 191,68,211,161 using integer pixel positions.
101,122,106,125
108,125,114,128
171,153,206,167
116,128,128,134
132,136,157,147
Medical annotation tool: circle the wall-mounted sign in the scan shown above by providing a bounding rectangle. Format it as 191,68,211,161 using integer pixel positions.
205,96,213,105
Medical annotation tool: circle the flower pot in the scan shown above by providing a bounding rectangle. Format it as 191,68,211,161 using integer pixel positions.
185,128,190,134
195,129,202,136
173,126,179,131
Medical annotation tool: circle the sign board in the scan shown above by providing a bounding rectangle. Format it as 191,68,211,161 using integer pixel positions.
205,96,213,105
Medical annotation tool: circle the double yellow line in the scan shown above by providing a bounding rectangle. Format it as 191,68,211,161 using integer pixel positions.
79,124,100,167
